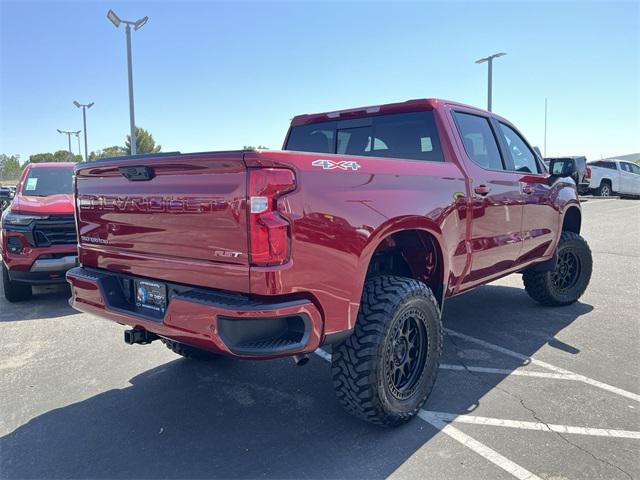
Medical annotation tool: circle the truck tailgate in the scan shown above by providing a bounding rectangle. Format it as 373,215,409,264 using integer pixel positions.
75,152,249,290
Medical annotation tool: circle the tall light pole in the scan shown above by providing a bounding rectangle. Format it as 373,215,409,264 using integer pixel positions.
57,129,81,154
106,9,148,156
475,52,507,112
73,101,94,161
544,98,548,157
74,132,82,157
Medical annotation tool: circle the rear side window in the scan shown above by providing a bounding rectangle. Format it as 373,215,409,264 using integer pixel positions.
22,167,73,196
285,111,444,162
453,112,503,170
498,122,541,174
371,112,443,162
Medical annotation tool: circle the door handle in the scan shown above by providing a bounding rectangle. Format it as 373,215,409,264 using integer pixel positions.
522,185,535,194
474,184,491,196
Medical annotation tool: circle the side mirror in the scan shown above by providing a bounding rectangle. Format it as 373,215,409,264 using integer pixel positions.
548,158,578,185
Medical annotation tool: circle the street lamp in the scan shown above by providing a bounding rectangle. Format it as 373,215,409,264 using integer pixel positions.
73,100,94,161
57,129,81,154
74,132,82,157
106,9,149,155
475,52,507,112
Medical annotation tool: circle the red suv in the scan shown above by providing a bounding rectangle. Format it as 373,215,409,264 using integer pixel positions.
1,162,78,302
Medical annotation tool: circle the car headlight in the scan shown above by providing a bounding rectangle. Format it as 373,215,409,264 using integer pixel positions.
1,210,49,227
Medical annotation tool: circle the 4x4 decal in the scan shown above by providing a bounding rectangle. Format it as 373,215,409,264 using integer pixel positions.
312,159,361,171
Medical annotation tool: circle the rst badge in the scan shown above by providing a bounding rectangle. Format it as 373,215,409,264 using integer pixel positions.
312,159,361,171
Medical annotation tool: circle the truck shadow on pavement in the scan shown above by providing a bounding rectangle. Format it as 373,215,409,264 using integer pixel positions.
1,284,593,479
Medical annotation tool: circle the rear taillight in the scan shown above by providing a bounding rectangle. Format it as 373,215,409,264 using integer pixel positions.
248,168,295,266
586,166,591,179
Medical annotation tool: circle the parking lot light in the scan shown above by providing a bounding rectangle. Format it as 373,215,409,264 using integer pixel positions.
73,101,94,161
106,9,149,155
475,52,507,112
57,129,81,154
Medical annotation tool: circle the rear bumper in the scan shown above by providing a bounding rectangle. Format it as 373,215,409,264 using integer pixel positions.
66,267,323,359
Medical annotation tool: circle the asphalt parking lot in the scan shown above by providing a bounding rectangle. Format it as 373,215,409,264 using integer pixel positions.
1,198,639,480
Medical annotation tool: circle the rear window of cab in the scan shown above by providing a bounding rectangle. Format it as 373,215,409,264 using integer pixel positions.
285,111,444,162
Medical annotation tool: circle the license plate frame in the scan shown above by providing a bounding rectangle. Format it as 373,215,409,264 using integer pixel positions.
134,279,167,316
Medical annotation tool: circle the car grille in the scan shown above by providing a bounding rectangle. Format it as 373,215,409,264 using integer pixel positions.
32,216,77,247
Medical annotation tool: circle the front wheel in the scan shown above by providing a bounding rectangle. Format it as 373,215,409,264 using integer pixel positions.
2,263,32,302
331,275,442,427
523,231,592,306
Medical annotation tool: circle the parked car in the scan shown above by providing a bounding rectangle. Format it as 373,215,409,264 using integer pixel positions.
66,98,592,426
587,159,640,197
1,163,78,301
0,185,16,211
545,156,590,194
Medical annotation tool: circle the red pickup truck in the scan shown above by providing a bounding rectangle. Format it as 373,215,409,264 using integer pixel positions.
2,162,78,301
67,99,592,426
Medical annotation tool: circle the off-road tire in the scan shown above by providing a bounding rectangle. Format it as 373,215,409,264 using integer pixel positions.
161,338,221,361
331,275,442,427
595,180,612,197
523,231,592,306
2,263,32,302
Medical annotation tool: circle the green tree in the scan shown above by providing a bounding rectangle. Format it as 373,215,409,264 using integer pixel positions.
29,151,80,163
29,152,54,163
243,145,269,150
89,145,127,161
0,154,23,180
126,127,161,155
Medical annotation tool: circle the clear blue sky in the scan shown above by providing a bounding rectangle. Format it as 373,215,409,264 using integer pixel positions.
1,1,638,162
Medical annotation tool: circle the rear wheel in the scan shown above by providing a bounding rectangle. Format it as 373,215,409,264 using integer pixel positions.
596,181,612,197
161,338,221,361
331,275,442,427
2,263,32,302
523,231,592,306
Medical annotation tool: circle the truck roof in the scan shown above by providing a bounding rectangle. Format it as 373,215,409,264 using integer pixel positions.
290,98,487,127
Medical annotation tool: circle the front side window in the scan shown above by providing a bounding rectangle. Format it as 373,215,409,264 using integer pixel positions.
22,167,73,196
285,111,444,162
498,123,540,174
453,112,504,170
629,163,640,175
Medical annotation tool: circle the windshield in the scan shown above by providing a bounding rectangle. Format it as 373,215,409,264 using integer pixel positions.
22,167,73,196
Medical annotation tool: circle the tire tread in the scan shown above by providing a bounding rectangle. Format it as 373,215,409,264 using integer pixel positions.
331,275,442,427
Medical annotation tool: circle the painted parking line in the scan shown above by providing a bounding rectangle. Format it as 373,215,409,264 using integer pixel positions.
580,198,620,204
444,329,640,402
419,412,543,480
313,347,332,362
424,411,640,440
439,363,579,380
314,349,541,480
